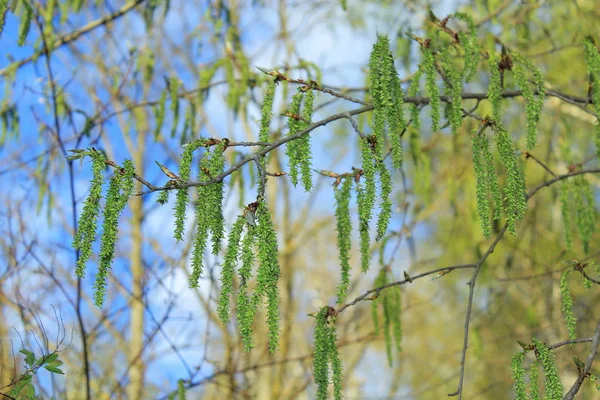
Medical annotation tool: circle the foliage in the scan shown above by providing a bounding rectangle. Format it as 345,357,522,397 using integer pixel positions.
313,307,343,400
5,348,65,400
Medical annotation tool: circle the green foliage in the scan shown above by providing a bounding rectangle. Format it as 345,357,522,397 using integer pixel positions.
371,268,402,367
409,129,432,204
423,45,440,131
532,338,564,399
72,150,106,277
217,215,246,324
368,34,406,167
407,67,423,129
440,48,463,134
94,159,136,308
573,175,596,254
560,181,573,251
358,137,378,272
174,139,205,241
169,78,181,138
254,201,281,353
453,12,480,82
0,103,20,146
286,89,304,187
17,1,33,47
583,38,600,161
0,0,8,38
559,269,577,341
8,349,65,400
511,53,545,150
471,129,503,237
259,79,277,142
153,90,167,138
493,123,527,235
376,162,392,242
299,88,315,191
156,188,170,205
529,359,540,400
472,132,491,236
334,177,353,304
511,351,527,400
189,142,227,288
313,307,343,400
177,379,186,400
238,223,257,352
487,54,503,123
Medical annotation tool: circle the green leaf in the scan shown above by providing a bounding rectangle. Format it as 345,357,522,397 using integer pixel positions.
44,365,65,374
20,349,35,367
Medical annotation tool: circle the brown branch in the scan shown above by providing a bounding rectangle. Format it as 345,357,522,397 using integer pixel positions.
336,264,477,315
564,319,600,399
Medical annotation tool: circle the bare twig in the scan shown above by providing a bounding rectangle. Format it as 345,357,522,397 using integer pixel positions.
563,319,600,399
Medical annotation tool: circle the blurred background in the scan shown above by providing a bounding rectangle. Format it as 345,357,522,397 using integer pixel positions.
1,0,600,398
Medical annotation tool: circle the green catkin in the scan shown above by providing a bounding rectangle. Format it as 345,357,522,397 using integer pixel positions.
369,35,406,167
559,270,577,341
532,338,564,399
335,178,353,304
154,90,167,139
177,379,186,400
511,53,545,150
0,0,8,37
408,67,423,129
493,124,527,235
259,79,277,142
254,201,281,353
286,90,304,186
238,287,255,352
511,351,527,400
574,176,596,254
391,287,402,353
17,2,33,46
189,152,212,288
257,79,276,195
369,36,389,159
174,139,204,241
94,159,136,308
560,181,573,251
371,268,386,336
313,307,343,400
238,224,257,352
583,38,600,161
217,216,246,324
472,133,491,236
224,57,237,111
73,151,106,277
529,360,540,400
481,135,503,220
441,49,463,134
169,78,180,138
208,143,226,255
488,54,503,123
156,189,169,205
299,88,315,192
329,323,343,400
382,282,393,366
376,162,392,242
454,12,480,82
423,45,440,131
358,137,377,273
314,308,331,400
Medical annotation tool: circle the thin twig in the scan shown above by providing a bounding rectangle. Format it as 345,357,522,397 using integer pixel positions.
563,319,600,399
